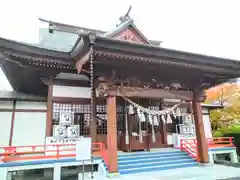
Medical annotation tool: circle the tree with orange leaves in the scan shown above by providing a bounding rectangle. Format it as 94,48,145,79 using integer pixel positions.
205,83,240,131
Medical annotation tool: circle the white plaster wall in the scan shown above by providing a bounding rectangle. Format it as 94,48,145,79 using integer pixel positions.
0,101,13,109
0,101,13,146
0,112,12,146
52,85,91,98
201,107,213,138
202,115,213,138
12,102,47,146
16,101,47,110
167,134,173,145
12,112,46,146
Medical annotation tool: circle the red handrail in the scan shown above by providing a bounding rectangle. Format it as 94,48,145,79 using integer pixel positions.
180,139,198,160
0,142,108,167
207,137,234,147
94,142,108,166
180,137,234,162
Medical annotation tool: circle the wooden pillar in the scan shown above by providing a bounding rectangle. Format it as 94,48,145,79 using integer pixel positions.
107,96,118,173
9,100,16,146
159,99,167,145
192,88,209,163
46,78,53,137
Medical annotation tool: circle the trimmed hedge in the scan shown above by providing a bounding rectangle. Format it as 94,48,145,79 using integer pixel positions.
213,125,240,155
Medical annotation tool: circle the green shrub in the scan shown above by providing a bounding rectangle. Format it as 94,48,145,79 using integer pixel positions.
213,125,240,155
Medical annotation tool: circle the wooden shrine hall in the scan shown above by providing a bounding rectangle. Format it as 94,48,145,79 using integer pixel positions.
1,10,240,174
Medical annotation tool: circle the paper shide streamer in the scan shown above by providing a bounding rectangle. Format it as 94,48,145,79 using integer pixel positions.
121,94,184,143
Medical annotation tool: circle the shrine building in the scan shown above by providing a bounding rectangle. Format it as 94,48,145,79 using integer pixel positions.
0,10,240,177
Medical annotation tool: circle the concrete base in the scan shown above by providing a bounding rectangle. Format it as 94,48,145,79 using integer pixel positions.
208,147,238,164
53,165,61,180
198,162,213,167
0,168,8,180
107,172,120,178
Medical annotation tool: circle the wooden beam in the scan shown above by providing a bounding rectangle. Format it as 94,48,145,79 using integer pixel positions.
76,52,90,73
104,86,205,101
107,96,118,173
52,97,91,104
192,88,209,163
41,78,90,87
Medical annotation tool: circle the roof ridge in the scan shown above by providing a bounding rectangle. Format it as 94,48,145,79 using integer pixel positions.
39,18,106,34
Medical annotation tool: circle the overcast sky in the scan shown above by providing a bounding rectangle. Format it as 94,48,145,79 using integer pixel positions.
0,0,240,91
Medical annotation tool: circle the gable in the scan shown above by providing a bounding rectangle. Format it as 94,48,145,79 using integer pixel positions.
113,26,149,44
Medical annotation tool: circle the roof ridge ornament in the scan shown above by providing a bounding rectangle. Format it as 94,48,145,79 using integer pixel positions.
119,5,132,24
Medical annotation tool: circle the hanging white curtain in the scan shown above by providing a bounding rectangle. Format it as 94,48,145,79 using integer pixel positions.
148,114,156,143
176,108,182,117
166,114,173,123
153,115,159,126
136,108,144,143
161,114,166,124
128,104,135,115
125,105,129,145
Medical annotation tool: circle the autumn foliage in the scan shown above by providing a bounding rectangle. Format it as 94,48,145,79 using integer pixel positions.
205,83,240,131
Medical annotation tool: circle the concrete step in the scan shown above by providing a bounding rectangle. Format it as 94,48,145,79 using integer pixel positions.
117,150,198,175
119,162,198,175
119,158,195,169
118,152,188,161
118,154,190,164
118,150,183,158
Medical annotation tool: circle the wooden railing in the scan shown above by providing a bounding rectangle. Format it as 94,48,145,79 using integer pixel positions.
180,137,234,162
0,142,108,167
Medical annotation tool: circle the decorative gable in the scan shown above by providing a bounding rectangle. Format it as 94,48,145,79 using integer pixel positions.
113,26,149,44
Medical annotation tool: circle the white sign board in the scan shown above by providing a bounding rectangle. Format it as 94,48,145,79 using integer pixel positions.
45,137,82,156
172,133,196,148
76,137,92,161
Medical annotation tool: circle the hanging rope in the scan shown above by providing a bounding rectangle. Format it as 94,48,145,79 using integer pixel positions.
120,95,182,116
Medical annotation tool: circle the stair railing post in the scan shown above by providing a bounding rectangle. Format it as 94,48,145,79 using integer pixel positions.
180,139,183,151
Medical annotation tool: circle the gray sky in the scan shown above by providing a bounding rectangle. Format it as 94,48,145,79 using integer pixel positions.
0,0,240,90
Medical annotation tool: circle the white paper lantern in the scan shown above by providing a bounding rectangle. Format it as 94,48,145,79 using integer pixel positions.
183,125,190,134
53,125,67,138
191,125,196,134
66,125,80,138
59,112,73,125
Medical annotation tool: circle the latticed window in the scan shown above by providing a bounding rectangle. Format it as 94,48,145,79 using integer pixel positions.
96,104,107,135
52,103,91,136
96,104,125,135
52,102,125,136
